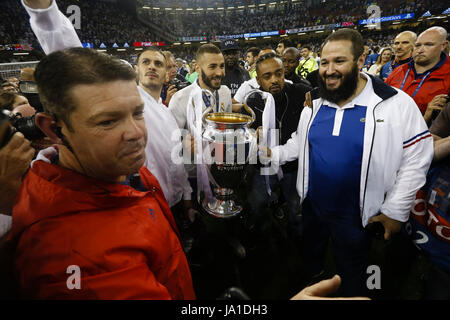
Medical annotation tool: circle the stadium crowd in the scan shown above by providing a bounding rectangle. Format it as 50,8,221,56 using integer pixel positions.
0,0,449,302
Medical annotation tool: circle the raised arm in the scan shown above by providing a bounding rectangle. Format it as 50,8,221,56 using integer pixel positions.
22,0,82,54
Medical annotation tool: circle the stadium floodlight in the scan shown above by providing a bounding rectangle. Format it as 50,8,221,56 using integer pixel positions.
207,8,214,10
176,8,183,11
263,36,271,39
186,8,193,11
142,6,150,9
117,49,126,52
173,43,181,45
165,8,172,11
184,42,192,45
217,7,224,10
197,8,204,10
13,52,29,56
238,6,245,9
154,7,160,10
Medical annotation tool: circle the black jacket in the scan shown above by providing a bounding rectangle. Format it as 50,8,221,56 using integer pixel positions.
223,65,250,97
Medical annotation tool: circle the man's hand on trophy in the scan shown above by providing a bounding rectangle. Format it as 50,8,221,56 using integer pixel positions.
258,145,272,160
23,0,52,9
232,103,244,112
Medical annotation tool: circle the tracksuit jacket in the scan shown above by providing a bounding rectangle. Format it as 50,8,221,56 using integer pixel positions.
271,73,434,227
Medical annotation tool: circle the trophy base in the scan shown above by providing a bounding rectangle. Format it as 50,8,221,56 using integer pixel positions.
202,188,242,218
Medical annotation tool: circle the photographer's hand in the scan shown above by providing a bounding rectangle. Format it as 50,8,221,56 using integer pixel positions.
23,0,52,9
0,133,35,215
165,84,178,105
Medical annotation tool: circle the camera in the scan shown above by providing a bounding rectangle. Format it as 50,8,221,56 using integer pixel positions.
170,78,190,91
0,109,45,148
19,80,43,113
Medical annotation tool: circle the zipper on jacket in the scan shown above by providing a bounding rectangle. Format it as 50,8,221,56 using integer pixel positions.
361,100,383,216
302,106,315,201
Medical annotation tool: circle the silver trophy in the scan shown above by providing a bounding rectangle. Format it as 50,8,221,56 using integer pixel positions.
197,91,257,218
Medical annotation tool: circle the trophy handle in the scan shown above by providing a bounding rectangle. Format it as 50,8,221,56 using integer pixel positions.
243,103,256,126
202,105,214,124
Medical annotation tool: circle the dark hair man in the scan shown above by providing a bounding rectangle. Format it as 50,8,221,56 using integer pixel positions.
21,0,195,233
386,26,450,123
169,43,233,130
5,47,196,299
380,31,417,80
220,39,250,97
276,39,289,57
245,47,261,79
265,29,433,296
245,52,311,246
282,47,311,86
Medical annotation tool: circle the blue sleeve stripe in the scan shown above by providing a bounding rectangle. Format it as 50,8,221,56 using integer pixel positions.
403,130,430,145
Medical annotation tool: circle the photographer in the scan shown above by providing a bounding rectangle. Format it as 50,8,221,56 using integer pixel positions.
160,51,189,106
0,132,34,216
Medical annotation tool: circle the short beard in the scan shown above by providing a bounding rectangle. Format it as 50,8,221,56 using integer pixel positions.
201,69,222,90
317,63,359,104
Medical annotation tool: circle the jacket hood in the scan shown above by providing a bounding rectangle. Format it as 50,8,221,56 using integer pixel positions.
9,161,164,241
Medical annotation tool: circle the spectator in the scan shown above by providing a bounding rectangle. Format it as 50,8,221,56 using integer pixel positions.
245,47,260,79
185,59,199,84
282,47,311,86
221,39,250,97
276,39,289,57
367,47,394,77
296,46,319,79
386,27,450,122
380,31,416,80
1,82,18,93
0,92,33,111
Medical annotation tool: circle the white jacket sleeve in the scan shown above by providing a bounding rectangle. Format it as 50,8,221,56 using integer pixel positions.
270,107,310,165
22,0,82,54
380,96,434,222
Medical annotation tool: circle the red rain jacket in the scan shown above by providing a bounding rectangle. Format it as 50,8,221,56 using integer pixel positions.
386,54,450,115
8,161,196,300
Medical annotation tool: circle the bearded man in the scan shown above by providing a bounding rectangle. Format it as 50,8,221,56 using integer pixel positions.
265,29,433,297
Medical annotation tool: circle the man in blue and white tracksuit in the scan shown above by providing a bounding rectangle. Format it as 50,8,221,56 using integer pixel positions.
269,29,434,296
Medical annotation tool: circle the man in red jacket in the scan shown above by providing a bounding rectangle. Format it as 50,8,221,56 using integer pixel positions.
386,27,450,123
8,47,196,300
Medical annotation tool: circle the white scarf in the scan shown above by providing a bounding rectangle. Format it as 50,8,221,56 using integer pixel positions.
186,83,215,203
245,89,282,195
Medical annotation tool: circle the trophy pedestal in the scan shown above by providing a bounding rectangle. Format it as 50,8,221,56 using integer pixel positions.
202,188,242,218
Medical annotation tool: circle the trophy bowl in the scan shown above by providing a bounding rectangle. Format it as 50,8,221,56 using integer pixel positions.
199,108,256,218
